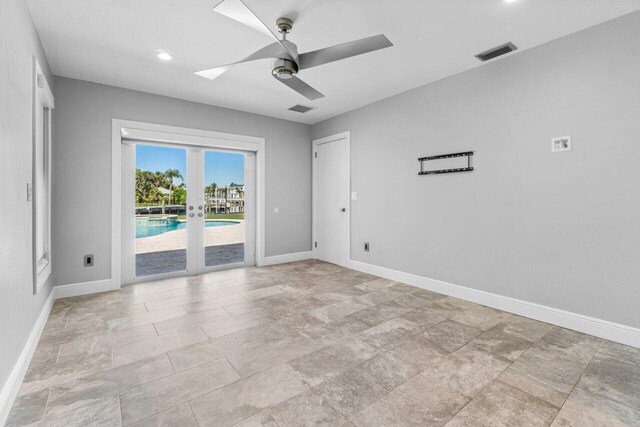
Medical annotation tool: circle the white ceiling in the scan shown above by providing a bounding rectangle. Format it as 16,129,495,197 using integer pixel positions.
27,0,640,125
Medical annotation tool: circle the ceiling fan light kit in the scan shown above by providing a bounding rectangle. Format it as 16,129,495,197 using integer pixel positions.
195,0,393,102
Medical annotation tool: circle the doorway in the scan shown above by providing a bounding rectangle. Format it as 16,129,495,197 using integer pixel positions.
313,131,351,267
114,121,265,286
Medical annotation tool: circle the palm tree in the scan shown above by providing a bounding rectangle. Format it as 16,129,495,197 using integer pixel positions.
205,183,218,214
164,169,183,205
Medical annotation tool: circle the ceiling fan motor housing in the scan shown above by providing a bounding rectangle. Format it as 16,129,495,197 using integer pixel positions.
272,58,298,80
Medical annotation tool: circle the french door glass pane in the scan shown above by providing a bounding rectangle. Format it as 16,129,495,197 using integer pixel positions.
135,144,187,276
203,150,245,267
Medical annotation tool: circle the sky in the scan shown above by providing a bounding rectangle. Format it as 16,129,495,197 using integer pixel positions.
136,144,244,187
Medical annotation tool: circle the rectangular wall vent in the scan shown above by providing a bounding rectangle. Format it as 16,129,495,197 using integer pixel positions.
289,104,315,113
475,42,518,62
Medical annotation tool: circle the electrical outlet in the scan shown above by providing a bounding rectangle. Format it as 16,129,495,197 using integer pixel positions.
364,242,370,252
551,136,571,152
84,255,94,267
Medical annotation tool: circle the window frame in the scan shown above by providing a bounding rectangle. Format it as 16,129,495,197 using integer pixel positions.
32,58,54,294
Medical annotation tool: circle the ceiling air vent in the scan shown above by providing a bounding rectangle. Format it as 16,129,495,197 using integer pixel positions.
289,104,315,113
475,42,518,62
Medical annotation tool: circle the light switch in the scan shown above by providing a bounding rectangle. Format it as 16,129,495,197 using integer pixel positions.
351,192,358,201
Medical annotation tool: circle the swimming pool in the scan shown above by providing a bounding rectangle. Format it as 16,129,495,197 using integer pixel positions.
136,219,239,238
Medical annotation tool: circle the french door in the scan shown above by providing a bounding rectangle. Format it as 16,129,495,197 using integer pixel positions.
122,142,255,283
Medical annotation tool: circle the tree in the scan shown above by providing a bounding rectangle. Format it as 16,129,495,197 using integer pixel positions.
172,185,187,205
205,183,218,214
164,169,183,205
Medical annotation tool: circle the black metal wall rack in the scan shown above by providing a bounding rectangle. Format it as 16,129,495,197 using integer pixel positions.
418,151,474,175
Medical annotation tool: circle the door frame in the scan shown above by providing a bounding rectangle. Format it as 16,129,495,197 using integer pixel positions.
112,119,266,289
312,131,351,267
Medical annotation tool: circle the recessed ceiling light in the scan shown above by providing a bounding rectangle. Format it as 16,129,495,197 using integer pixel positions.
156,51,173,61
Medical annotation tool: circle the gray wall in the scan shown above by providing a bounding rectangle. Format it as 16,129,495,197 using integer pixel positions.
312,12,640,329
52,77,311,286
0,0,55,409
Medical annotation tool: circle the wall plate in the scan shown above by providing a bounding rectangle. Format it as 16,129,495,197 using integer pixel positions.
552,136,571,152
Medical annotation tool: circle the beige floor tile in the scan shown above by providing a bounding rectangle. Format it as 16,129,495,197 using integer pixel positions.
450,305,511,331
20,351,113,396
447,380,559,426
416,319,482,354
400,303,458,329
153,307,230,335
233,411,280,426
200,310,275,339
47,354,174,408
144,292,210,312
113,326,207,366
315,368,387,419
535,327,603,366
551,386,640,426
357,318,422,352
270,388,346,427
168,329,263,372
356,339,443,391
120,357,240,424
577,352,640,411
228,335,320,378
38,395,122,427
345,300,413,327
57,324,158,362
471,323,535,361
189,364,308,427
499,346,587,407
8,260,636,427
108,306,187,331
130,403,199,427
597,340,640,367
183,294,248,314
4,388,49,426
308,299,369,323
288,338,377,387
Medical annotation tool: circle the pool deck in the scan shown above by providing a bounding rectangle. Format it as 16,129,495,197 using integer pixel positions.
135,220,245,276
136,244,244,276
136,220,245,254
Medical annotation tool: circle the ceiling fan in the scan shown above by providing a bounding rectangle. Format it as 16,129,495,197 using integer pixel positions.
195,0,393,101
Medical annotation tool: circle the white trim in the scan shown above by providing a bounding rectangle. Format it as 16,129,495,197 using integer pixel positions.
312,131,351,268
112,119,266,289
264,251,314,266
32,57,54,294
54,279,114,299
0,288,55,426
349,260,640,348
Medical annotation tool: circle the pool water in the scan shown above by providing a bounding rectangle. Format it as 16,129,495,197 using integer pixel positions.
136,220,239,238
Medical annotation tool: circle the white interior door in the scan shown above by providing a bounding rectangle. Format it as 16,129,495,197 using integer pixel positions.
313,132,350,267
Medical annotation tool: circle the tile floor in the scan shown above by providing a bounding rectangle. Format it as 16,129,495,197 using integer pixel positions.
6,260,640,426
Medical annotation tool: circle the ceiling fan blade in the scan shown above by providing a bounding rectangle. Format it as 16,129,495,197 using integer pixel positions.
273,74,324,100
299,34,393,70
195,42,289,80
213,0,298,64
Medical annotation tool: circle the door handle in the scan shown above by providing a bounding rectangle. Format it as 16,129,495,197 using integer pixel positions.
340,208,346,212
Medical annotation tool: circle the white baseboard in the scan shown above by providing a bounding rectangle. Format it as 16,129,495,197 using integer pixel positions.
0,287,55,426
263,251,314,266
54,279,114,299
350,260,640,349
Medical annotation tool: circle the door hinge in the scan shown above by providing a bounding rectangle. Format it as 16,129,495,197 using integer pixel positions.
314,152,317,158
314,241,317,248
